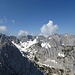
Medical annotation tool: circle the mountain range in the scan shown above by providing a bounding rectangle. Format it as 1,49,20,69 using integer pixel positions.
0,33,75,75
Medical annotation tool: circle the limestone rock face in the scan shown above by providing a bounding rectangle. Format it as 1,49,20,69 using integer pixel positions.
14,34,75,75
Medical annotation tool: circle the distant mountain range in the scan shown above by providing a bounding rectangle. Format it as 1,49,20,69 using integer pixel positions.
0,33,75,75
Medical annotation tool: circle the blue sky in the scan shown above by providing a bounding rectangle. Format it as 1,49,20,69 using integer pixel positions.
0,0,75,36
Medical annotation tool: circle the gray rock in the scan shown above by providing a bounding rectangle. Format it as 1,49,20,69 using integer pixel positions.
0,34,43,75
18,35,35,42
9,36,20,44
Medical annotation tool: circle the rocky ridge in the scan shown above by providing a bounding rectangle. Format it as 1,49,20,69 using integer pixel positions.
12,33,75,75
0,33,43,75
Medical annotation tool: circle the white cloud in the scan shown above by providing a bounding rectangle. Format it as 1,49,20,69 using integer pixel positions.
0,26,7,34
11,20,15,23
40,20,58,37
18,30,28,36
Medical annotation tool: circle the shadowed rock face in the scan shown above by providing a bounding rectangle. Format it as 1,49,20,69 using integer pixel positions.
0,34,43,75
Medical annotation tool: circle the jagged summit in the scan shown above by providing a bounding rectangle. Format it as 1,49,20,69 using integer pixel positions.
0,33,43,75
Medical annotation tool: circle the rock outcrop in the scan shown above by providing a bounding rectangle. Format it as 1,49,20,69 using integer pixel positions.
0,33,43,75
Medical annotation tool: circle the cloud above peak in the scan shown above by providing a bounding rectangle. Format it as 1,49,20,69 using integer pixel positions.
18,30,28,36
40,20,58,37
0,26,7,34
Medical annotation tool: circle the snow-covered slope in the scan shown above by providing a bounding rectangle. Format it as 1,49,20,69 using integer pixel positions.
12,38,38,59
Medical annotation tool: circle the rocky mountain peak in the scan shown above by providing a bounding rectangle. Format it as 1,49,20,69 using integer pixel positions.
0,33,43,75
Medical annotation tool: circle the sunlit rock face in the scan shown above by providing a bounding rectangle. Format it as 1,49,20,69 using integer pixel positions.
12,34,75,75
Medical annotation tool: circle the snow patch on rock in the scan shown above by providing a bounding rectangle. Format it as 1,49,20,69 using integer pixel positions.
49,37,52,39
58,52,65,57
12,41,37,59
41,42,51,49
